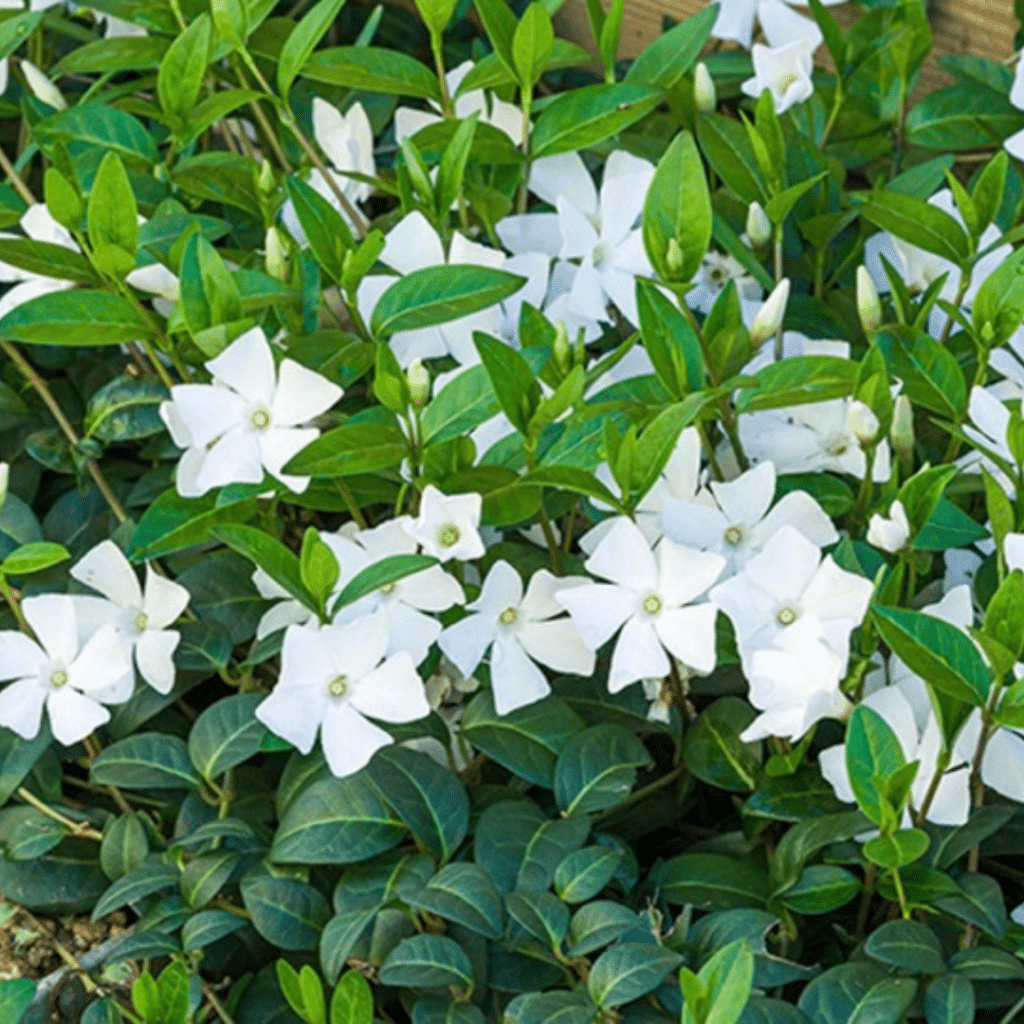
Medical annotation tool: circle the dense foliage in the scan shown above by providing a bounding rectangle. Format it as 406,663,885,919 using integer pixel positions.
4,0,1024,1021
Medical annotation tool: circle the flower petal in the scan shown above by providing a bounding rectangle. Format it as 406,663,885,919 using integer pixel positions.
491,635,551,714
655,604,719,674
142,564,190,629
608,616,668,693
585,517,658,591
438,612,495,677
256,684,323,754
206,328,276,405
517,619,594,676
556,583,635,652
22,594,78,664
135,629,179,695
0,677,47,739
0,632,45,681
351,651,429,723
530,153,597,217
322,701,393,777
69,624,131,695
46,686,109,745
271,360,343,427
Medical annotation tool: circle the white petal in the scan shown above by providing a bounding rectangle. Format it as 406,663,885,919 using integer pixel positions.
585,517,658,591
469,559,523,615
712,461,775,527
802,557,874,626
608,616,668,693
517,618,595,676
258,427,318,491
46,687,109,745
757,490,838,549
256,684,323,754
0,678,47,739
382,603,441,666
819,743,854,804
206,328,276,405
70,541,143,609
520,569,589,622
352,651,430,723
256,600,312,640
655,604,719,674
193,428,265,493
381,211,445,274
556,197,600,261
142,565,190,628
135,629,179,694
22,594,78,664
530,153,597,216
0,632,45,681
271,359,343,427
657,541,725,607
438,613,495,677
556,583,635,652
69,624,131,695
491,635,550,714
497,213,563,258
394,565,464,612
166,384,246,448
321,702,393,777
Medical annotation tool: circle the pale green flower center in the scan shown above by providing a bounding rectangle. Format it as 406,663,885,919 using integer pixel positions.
438,525,460,548
723,525,743,546
135,612,149,632
379,582,396,595
824,434,849,457
499,607,518,626
642,593,663,616
777,606,798,627
50,668,68,688
328,675,348,698
776,71,801,94
251,408,271,430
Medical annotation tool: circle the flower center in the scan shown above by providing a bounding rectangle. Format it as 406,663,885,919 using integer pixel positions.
499,607,518,625
776,606,798,626
251,408,271,430
379,582,396,595
592,240,615,269
777,72,801,93
723,525,744,546
135,612,149,632
438,525,460,548
642,593,663,616
823,434,849,457
327,675,348,698
50,668,68,688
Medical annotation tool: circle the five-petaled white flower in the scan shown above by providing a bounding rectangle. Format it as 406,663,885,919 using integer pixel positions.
710,525,874,672
439,561,594,714
405,485,485,562
557,517,725,693
712,0,842,49
866,499,912,554
160,327,343,497
70,540,190,697
0,595,130,745
741,40,815,115
662,460,837,575
255,613,430,778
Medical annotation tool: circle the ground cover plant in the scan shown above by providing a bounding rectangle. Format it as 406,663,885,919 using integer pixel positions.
4,0,1024,1020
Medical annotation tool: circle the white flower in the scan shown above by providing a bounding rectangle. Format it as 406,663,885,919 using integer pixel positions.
746,202,772,248
739,398,893,482
819,684,970,826
331,517,465,664
741,41,814,115
358,211,508,367
405,485,485,561
282,99,375,241
0,205,78,318
439,561,594,714
556,517,725,693
70,540,190,696
866,500,911,554
496,150,655,326
21,60,65,110
394,60,523,145
255,614,429,778
662,460,838,576
740,616,848,742
159,327,343,497
710,525,873,673
685,251,763,317
712,0,841,49
958,386,1017,494
0,595,130,745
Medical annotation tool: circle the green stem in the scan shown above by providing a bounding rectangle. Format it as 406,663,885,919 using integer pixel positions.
431,33,454,118
516,97,532,215
772,226,784,361
0,574,32,637
889,866,910,919
334,477,368,529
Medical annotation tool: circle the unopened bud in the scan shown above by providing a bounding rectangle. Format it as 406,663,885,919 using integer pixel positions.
866,499,910,553
407,359,431,409
856,265,882,334
891,394,915,471
0,462,7,512
750,278,790,347
257,159,275,197
665,237,685,280
553,321,571,373
264,226,289,282
694,62,716,114
22,61,66,111
746,201,772,248
848,399,880,447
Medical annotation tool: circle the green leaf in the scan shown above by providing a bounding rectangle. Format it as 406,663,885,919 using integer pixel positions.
864,920,946,974
188,693,267,783
128,490,258,561
212,524,314,608
859,192,971,265
906,83,1024,151
643,131,711,285
0,239,96,283
284,175,353,284
371,265,525,337
84,375,168,442
416,0,457,36
51,36,168,76
332,553,438,612
285,419,406,477
92,854,180,919
279,0,346,96
623,3,717,91
770,811,869,894
367,747,469,862
522,466,627,512
972,243,1024,348
516,814,591,893
696,113,766,205
36,104,156,164
331,971,373,1024
242,873,331,951
99,812,149,881
588,943,682,1008
407,863,504,939
863,828,930,869
874,326,967,420
553,724,652,816
512,3,554,91
924,974,975,1024
736,356,856,413
0,290,152,345
635,277,705,397
658,853,770,910
506,888,569,947
180,849,239,908
421,364,500,445
682,696,761,793
473,330,540,434
91,733,202,790
158,14,211,122
379,934,474,989
688,937,754,1024
778,865,860,915
568,901,640,956
530,83,661,159
461,692,584,788
302,46,440,99
0,542,69,576
272,774,405,864
934,873,1007,938
472,0,518,74
0,978,36,1024
554,846,622,904
844,703,907,826
872,605,991,708
181,909,246,951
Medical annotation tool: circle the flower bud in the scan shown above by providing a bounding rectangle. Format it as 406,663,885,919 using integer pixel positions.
891,393,915,472
749,278,790,347
407,359,431,410
264,226,290,282
856,265,882,334
0,462,8,513
746,201,772,248
694,62,717,114
257,159,275,197
553,321,571,374
866,499,910,553
22,61,66,111
848,399,880,447
665,237,685,280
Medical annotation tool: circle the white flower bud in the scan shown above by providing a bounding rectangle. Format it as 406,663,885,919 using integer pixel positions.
694,62,717,114
0,462,8,512
264,226,289,282
553,321,571,373
856,265,882,334
746,201,772,248
848,399,880,446
22,61,66,111
749,278,790,347
407,358,431,410
891,393,915,470
866,499,911,553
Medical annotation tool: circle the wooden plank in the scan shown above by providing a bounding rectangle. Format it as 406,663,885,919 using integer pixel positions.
552,0,1019,95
